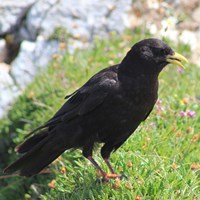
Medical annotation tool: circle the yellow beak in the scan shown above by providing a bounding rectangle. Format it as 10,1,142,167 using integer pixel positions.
166,52,188,69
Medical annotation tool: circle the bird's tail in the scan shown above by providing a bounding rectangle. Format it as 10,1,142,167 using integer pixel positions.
4,130,66,177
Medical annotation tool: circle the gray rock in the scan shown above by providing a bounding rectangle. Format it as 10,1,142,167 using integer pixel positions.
0,63,21,118
20,0,58,40
11,36,60,89
0,0,36,35
20,0,132,41
10,40,36,88
0,85,21,119
192,6,200,24
0,39,6,62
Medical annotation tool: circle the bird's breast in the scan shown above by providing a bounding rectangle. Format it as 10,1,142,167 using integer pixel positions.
114,75,159,121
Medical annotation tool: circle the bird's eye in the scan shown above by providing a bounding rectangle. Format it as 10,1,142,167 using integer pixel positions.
140,46,148,53
140,46,152,55
160,49,166,55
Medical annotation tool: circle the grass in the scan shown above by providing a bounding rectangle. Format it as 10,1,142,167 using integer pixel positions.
0,32,199,200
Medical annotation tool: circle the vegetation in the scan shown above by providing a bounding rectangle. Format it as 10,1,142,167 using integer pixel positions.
0,32,199,200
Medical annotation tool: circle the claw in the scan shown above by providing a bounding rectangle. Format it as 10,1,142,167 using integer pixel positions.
96,173,128,184
102,173,127,181
104,173,121,179
119,173,128,180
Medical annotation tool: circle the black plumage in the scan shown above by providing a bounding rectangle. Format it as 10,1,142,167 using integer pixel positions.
4,38,188,180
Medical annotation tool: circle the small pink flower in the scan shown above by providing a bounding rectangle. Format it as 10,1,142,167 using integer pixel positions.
156,99,164,111
160,106,164,111
177,67,184,73
156,104,164,111
187,110,196,118
156,99,162,105
180,111,187,117
117,53,123,58
104,47,110,52
150,122,155,127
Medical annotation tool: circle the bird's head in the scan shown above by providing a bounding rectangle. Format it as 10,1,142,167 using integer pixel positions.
121,38,188,75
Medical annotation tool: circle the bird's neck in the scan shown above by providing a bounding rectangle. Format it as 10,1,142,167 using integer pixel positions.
118,62,160,82
118,52,159,92
118,50,161,77
118,69,159,91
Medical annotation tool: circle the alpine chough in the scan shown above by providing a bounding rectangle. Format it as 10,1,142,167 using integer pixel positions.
4,38,188,180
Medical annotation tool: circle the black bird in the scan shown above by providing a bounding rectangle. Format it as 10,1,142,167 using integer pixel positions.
4,38,188,180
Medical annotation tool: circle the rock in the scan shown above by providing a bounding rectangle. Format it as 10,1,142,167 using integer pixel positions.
192,6,200,24
0,39,6,62
179,30,200,66
106,1,131,34
0,63,21,118
190,37,200,66
19,0,58,40
10,40,36,88
191,48,200,67
179,30,198,50
0,0,36,35
20,0,132,41
0,85,21,119
11,36,60,89
0,63,10,73
177,21,199,32
178,0,199,13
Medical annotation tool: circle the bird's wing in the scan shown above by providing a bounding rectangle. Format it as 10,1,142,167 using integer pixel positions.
143,108,153,121
25,67,119,137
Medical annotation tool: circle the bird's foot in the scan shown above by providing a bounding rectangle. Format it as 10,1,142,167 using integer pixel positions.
101,173,127,182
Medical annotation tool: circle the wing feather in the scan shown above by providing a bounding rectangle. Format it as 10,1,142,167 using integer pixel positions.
25,66,119,138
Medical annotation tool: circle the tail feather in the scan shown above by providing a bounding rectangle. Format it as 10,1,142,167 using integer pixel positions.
16,130,48,153
4,133,67,177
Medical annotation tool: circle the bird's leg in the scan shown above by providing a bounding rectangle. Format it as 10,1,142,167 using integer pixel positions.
87,156,124,181
87,156,106,176
83,144,108,180
87,156,120,181
104,158,115,174
83,143,125,181
102,158,122,179
83,150,119,181
101,143,124,180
